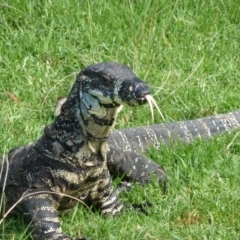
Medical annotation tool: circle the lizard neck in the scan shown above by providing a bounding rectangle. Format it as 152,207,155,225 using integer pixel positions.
46,81,123,152
77,92,123,142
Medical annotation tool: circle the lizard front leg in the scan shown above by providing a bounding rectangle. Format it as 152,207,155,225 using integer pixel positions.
107,147,167,193
89,168,124,216
89,168,151,217
21,193,87,240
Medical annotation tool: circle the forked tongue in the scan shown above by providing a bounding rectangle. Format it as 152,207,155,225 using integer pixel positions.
145,95,165,122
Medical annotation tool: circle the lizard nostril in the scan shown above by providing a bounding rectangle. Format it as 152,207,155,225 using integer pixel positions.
135,83,151,99
129,85,134,92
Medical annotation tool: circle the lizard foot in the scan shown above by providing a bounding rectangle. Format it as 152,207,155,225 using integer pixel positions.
116,181,132,195
75,238,91,240
126,202,153,215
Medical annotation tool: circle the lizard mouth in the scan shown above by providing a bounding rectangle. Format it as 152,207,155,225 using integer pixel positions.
134,83,151,105
136,96,148,105
145,94,165,122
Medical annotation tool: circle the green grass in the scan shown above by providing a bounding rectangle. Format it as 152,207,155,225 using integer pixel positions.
1,0,240,239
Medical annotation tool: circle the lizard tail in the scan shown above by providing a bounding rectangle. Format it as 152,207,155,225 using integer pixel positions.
109,110,240,152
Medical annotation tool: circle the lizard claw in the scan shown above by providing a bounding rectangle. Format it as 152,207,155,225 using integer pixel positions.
74,237,92,240
75,237,91,240
116,181,132,195
128,202,153,215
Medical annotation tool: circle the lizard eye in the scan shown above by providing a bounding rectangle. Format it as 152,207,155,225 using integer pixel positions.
100,75,113,86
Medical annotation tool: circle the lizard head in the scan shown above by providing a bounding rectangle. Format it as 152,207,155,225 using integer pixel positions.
57,62,164,124
78,61,151,107
54,62,163,141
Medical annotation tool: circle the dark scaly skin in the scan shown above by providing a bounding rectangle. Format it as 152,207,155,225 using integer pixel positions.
108,110,240,151
0,62,159,240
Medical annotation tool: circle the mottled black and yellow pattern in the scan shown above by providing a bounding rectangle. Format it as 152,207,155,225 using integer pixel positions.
0,62,160,240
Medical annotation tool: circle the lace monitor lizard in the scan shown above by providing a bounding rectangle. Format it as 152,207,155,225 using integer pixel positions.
1,61,240,239
0,62,165,240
